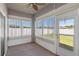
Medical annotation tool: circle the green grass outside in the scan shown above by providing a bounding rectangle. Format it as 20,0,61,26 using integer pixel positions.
43,34,73,47
59,35,73,47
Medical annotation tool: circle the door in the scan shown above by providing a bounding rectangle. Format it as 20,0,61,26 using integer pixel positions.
0,12,5,56
56,10,77,56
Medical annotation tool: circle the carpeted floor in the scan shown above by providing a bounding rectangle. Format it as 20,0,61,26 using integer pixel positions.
7,43,57,56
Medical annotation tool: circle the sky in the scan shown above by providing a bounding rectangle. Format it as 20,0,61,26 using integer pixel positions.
37,16,55,27
59,19,74,27
9,19,32,27
22,21,32,27
42,17,55,27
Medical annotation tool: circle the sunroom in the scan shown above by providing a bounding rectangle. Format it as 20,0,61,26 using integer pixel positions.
0,3,79,56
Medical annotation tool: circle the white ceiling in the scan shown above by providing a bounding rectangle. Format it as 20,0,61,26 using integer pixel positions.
7,3,48,14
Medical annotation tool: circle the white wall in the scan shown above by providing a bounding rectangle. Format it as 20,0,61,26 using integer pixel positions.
36,37,57,54
0,3,7,56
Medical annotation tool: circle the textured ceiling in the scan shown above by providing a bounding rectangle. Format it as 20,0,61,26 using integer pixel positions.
7,3,48,14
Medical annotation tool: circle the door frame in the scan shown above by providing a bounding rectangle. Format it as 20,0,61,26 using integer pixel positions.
56,10,78,56
0,12,5,56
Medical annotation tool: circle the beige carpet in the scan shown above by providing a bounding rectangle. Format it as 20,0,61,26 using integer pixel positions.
7,43,57,56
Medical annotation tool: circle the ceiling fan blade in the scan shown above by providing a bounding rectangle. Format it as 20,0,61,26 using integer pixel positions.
32,4,38,11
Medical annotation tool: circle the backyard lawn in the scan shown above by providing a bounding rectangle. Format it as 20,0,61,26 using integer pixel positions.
60,35,73,47
44,34,73,47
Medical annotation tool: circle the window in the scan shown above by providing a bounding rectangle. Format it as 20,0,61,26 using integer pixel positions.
8,19,22,39
16,20,21,37
8,19,18,38
35,16,55,41
35,20,43,37
42,17,55,41
22,20,32,36
8,18,32,39
59,19,74,50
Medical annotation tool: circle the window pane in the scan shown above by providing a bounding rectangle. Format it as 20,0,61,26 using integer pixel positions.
42,17,55,41
8,19,17,38
35,20,43,37
8,19,21,39
16,20,21,37
22,20,32,36
59,19,74,50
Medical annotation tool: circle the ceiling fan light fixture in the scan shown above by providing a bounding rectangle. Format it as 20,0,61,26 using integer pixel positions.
32,4,38,11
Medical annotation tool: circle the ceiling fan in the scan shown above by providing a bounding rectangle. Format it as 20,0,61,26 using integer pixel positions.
25,3,46,11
